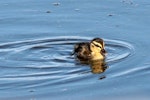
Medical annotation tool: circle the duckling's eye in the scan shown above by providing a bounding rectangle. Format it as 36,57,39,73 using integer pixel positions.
94,44,102,48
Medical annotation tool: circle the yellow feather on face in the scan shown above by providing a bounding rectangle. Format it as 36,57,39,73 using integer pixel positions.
92,41,103,48
90,41,103,53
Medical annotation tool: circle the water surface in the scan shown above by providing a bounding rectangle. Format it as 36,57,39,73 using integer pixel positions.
0,0,150,100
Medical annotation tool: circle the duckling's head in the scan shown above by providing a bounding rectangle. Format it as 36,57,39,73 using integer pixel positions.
90,38,106,55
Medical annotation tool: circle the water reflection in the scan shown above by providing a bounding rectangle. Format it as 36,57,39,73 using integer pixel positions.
76,59,108,74
90,59,108,74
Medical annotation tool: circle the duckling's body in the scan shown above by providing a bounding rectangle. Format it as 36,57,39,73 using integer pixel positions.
73,38,106,61
74,42,91,61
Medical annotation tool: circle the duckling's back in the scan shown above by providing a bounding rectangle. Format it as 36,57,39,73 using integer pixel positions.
73,42,91,61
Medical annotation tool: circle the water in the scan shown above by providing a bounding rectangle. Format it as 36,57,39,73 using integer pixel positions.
0,0,150,100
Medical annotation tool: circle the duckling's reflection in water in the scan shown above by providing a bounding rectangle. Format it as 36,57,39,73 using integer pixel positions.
78,59,108,74
90,59,108,74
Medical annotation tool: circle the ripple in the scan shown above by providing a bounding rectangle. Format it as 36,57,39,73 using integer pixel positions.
0,36,134,89
110,65,150,78
105,39,134,63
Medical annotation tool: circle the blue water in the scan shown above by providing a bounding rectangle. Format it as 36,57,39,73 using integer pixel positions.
0,0,150,100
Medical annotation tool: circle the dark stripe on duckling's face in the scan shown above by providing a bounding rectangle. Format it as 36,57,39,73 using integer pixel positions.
91,41,103,49
92,42,102,49
91,41,106,54
91,38,104,48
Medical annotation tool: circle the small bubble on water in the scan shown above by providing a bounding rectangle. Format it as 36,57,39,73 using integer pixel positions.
46,10,51,13
52,2,60,6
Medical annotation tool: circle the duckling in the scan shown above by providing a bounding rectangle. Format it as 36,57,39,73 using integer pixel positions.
73,38,106,61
